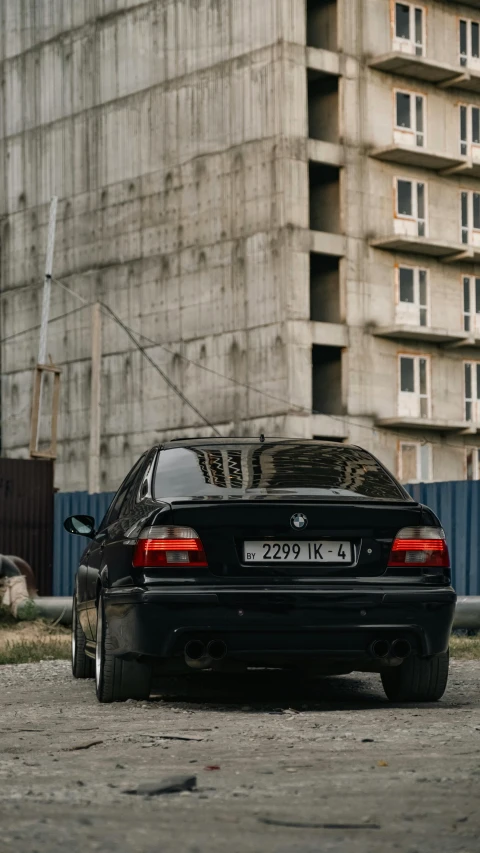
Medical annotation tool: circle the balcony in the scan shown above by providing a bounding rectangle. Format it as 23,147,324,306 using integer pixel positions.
308,139,343,169
309,161,344,258
369,52,480,93
310,230,346,256
444,331,480,350
371,325,469,345
311,414,348,439
376,415,472,432
310,254,342,324
311,321,348,348
450,159,480,179
370,234,475,261
307,47,341,81
312,344,344,426
370,144,466,173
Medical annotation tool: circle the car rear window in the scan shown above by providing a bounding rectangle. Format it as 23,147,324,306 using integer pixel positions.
153,443,409,501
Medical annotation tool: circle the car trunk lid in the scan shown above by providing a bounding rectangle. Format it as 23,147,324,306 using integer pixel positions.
169,498,426,580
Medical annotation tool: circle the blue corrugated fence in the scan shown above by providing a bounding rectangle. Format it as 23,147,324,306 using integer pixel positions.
53,482,480,596
53,492,115,595
405,481,480,596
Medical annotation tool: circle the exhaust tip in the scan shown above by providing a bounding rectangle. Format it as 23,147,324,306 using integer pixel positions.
370,639,391,659
207,640,227,661
185,640,205,661
391,639,411,660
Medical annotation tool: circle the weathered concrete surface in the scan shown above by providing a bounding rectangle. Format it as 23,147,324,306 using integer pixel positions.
2,0,480,491
0,659,479,852
0,0,310,492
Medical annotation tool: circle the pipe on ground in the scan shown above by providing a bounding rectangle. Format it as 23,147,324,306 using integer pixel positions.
32,597,72,625
453,597,480,630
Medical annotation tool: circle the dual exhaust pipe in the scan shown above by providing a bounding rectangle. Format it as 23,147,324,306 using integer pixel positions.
185,637,411,668
370,638,411,661
184,639,227,670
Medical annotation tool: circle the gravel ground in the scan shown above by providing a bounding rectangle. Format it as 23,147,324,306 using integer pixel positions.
0,660,479,853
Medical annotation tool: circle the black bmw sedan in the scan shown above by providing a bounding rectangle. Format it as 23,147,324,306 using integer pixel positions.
65,439,456,703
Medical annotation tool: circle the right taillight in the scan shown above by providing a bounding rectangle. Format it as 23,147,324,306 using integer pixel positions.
388,526,450,568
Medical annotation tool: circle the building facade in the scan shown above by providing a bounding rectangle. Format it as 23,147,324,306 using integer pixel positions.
1,0,480,491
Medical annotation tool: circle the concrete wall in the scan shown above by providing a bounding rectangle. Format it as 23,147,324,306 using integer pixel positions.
334,0,480,482
0,0,312,491
2,0,480,490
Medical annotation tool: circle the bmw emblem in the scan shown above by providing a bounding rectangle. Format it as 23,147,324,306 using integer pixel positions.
291,512,308,531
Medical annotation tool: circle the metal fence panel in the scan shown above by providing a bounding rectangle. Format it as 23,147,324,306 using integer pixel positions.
0,458,54,595
405,480,480,595
53,492,115,595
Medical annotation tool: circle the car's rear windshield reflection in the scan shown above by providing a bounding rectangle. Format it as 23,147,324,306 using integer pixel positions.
153,444,408,501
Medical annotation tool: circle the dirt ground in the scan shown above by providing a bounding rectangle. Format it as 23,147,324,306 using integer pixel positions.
0,660,479,853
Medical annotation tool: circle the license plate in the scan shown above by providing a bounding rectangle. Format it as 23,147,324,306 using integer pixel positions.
243,541,352,564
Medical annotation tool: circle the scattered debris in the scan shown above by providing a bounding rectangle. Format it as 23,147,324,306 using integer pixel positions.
258,817,381,830
377,760,389,767
124,775,197,796
64,740,104,751
154,734,204,742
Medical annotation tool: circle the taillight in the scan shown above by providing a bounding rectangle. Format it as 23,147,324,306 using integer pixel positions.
388,526,450,568
133,526,208,569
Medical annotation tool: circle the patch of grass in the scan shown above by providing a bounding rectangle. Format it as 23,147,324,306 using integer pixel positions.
450,636,480,659
16,599,39,621
0,639,70,665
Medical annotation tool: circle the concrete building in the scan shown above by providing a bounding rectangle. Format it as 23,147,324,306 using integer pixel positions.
2,0,480,491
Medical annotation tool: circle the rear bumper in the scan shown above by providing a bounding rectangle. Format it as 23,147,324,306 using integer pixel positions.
103,585,456,665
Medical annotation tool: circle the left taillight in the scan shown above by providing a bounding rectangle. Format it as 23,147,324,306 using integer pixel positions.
388,526,450,569
132,526,208,569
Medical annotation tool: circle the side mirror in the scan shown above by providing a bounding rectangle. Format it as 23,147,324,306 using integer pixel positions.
64,515,96,538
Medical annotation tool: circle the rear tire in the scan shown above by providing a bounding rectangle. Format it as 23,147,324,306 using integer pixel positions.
381,650,449,702
95,593,152,703
71,593,94,679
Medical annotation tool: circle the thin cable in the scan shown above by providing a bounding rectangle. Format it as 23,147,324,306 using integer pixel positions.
52,277,90,305
0,303,91,346
101,304,222,436
52,277,221,434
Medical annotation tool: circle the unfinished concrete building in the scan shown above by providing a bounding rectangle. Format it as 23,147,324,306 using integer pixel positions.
2,0,480,490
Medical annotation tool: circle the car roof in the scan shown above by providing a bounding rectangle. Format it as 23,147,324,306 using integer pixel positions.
158,438,358,449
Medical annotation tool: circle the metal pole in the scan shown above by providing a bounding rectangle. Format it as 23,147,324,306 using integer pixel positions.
38,197,58,365
35,197,58,449
88,302,102,494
